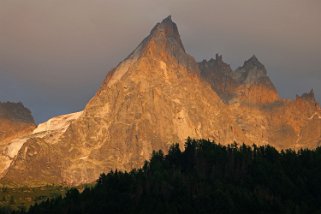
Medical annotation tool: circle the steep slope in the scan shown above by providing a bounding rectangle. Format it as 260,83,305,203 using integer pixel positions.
0,102,36,178
1,16,247,185
199,54,235,101
233,55,279,104
266,90,321,149
227,93,321,151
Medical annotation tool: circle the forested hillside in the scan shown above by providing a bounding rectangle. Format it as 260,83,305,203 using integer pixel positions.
19,138,321,214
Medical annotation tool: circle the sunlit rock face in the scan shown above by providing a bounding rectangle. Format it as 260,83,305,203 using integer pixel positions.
271,90,321,150
199,55,320,150
0,16,248,185
1,16,320,186
232,55,279,104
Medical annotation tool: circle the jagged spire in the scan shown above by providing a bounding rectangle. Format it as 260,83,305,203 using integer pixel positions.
133,16,197,71
298,88,316,102
241,54,266,73
250,54,258,61
0,101,35,123
148,15,186,53
245,55,263,66
162,15,173,23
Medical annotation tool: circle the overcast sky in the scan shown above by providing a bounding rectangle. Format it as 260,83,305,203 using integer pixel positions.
0,0,320,123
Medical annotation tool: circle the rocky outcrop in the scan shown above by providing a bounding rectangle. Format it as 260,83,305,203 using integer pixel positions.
199,53,320,150
233,55,279,104
199,55,279,104
0,101,35,141
0,16,320,186
0,102,36,179
0,102,34,122
0,111,82,185
199,54,235,101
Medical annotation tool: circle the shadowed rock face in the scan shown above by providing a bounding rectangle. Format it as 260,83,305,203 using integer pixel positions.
1,17,320,186
0,102,35,141
0,102,34,123
199,54,279,104
199,54,235,101
199,55,320,150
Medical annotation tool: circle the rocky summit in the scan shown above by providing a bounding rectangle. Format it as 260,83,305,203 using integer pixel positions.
199,54,279,104
0,16,320,186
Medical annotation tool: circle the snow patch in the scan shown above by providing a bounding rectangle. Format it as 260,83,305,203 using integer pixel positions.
1,111,83,164
33,111,83,134
7,138,28,158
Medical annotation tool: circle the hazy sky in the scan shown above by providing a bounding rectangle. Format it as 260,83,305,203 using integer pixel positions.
0,0,320,123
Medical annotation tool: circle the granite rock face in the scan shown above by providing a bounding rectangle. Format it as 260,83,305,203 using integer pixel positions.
1,17,320,186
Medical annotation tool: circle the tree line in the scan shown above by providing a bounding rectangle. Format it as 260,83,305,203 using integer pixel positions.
17,138,321,214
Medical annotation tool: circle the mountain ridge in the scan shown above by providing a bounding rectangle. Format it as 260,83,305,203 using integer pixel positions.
0,16,320,186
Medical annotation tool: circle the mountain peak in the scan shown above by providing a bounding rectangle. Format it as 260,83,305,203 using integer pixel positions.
250,54,258,61
199,53,232,72
2,17,321,187
133,16,199,72
296,89,316,102
207,53,224,64
155,15,175,31
101,16,198,89
0,101,34,123
162,15,173,24
0,101,35,144
148,15,185,53
242,55,266,73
